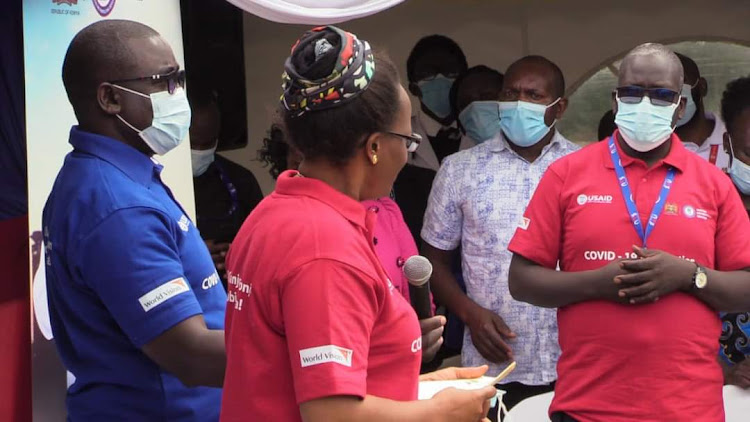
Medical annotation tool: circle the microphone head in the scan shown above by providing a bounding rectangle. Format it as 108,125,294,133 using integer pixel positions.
403,255,432,286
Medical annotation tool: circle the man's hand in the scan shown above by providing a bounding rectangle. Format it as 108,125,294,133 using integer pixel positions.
726,359,750,389
594,259,631,303
420,315,446,363
204,240,230,277
463,305,516,363
615,245,695,304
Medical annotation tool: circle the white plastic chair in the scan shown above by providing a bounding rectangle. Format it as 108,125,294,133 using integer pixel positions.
503,391,554,422
724,385,750,422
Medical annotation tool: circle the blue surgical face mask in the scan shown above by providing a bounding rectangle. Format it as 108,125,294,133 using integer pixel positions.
728,136,750,195
191,143,217,177
113,86,192,155
676,82,698,127
458,101,502,143
615,96,677,152
498,98,560,147
417,74,455,119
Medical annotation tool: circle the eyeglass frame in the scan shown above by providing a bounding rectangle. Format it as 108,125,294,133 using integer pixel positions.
613,85,681,107
110,69,187,95
385,131,422,153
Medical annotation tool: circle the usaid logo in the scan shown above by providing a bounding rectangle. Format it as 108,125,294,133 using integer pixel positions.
577,194,613,205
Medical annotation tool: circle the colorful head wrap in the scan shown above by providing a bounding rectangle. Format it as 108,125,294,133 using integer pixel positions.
281,26,375,117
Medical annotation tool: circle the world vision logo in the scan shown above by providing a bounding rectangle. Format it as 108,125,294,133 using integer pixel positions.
52,0,77,5
138,278,190,312
299,345,354,368
92,0,116,17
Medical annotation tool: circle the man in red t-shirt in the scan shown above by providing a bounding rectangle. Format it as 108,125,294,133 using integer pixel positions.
508,43,750,422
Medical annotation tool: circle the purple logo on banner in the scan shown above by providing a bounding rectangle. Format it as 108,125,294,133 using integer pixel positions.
92,0,116,16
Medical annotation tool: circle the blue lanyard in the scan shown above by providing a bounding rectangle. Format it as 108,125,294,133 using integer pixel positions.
213,160,239,219
608,136,676,247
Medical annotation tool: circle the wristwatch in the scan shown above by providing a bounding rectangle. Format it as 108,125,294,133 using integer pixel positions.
692,264,708,290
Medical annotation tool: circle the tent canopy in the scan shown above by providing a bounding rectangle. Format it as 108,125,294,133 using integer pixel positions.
223,0,405,24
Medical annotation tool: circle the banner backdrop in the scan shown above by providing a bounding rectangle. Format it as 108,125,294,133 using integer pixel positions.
22,1,194,420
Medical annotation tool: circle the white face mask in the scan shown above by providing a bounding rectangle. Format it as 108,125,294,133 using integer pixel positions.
191,144,217,177
728,136,750,195
113,85,192,155
676,82,698,128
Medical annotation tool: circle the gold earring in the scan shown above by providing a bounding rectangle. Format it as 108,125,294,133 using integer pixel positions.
371,154,378,165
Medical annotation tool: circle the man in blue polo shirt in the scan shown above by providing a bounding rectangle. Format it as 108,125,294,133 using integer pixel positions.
43,20,226,421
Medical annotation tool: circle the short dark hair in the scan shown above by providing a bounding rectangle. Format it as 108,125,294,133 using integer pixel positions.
450,65,504,116
721,75,750,134
675,52,700,81
281,50,401,166
506,55,566,98
406,35,467,83
62,20,159,119
257,124,289,179
620,43,683,89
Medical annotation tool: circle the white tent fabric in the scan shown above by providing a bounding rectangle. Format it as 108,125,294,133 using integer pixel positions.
223,0,405,24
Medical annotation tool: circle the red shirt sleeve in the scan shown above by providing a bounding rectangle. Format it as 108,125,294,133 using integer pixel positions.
714,182,750,270
508,165,565,269
281,259,382,404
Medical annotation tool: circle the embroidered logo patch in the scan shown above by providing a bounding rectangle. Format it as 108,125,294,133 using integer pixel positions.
178,215,190,232
138,278,190,312
299,345,353,368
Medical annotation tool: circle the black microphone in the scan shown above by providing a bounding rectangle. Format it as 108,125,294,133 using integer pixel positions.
403,255,433,320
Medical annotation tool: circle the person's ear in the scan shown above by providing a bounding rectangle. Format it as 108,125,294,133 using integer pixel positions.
611,90,618,116
697,77,708,98
554,98,569,120
408,82,422,99
674,96,687,124
97,83,122,116
364,133,382,166
724,131,733,166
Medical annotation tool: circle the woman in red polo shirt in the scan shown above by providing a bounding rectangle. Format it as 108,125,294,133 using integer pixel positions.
221,26,495,422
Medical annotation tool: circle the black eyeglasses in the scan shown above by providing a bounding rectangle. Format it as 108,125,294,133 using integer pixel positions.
615,86,680,107
111,69,186,95
386,131,422,153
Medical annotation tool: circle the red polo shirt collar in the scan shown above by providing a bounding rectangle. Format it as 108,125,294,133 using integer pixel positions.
603,130,688,172
274,170,371,231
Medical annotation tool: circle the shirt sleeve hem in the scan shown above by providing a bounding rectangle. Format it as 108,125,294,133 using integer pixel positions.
421,233,460,251
295,380,367,405
130,302,203,347
508,239,556,269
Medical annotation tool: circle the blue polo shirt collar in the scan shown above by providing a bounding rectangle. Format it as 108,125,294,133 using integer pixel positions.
69,126,160,187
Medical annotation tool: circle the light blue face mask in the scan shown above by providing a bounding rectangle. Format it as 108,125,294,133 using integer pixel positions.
728,136,750,195
498,98,560,147
676,82,698,127
114,86,192,155
417,74,455,119
615,96,678,152
458,101,502,143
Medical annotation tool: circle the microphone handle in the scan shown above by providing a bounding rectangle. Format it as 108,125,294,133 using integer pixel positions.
409,281,432,320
